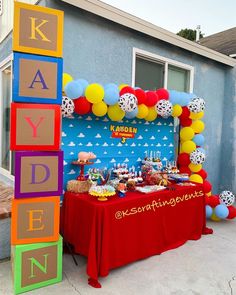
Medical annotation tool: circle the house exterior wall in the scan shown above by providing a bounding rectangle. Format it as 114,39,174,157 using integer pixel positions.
0,0,235,193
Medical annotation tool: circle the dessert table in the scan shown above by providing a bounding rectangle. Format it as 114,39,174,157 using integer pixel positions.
61,184,208,288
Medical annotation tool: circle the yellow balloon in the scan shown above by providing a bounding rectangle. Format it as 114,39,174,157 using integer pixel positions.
180,127,195,141
118,84,129,91
92,101,108,117
136,104,149,119
181,140,196,154
145,107,157,121
206,191,212,197
172,104,183,117
190,111,204,120
188,163,202,172
85,83,104,103
211,212,221,222
191,120,205,133
63,73,73,91
107,104,125,121
189,174,203,184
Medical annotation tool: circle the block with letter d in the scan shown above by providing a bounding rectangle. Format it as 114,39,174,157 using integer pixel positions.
11,196,60,245
14,151,63,199
11,236,62,294
10,103,61,151
13,52,62,104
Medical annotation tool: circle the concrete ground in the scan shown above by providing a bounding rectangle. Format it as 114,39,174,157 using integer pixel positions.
0,220,235,295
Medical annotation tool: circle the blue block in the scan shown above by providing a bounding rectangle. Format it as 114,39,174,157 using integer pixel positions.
13,52,63,104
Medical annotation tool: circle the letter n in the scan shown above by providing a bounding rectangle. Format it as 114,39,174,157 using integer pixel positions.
28,254,49,279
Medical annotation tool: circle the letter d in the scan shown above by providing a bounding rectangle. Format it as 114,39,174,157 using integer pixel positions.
30,164,50,184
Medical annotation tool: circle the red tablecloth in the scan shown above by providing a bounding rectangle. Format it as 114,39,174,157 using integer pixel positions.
61,184,207,287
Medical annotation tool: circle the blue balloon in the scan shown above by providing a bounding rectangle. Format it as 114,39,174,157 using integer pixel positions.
206,205,213,218
179,93,191,106
76,79,89,95
215,204,229,219
104,83,118,91
169,90,182,105
65,80,84,99
104,85,119,105
193,134,205,146
125,108,138,119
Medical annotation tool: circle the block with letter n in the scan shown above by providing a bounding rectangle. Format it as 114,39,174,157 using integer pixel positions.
10,103,61,151
11,236,62,294
14,151,63,199
11,196,60,245
13,52,62,104
13,1,63,57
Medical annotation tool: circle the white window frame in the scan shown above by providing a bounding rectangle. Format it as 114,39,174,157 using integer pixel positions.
132,48,194,92
0,53,14,181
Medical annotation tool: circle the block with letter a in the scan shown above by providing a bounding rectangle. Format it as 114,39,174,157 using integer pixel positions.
10,103,61,151
14,151,63,199
11,236,62,294
13,52,62,104
11,196,60,245
13,1,63,57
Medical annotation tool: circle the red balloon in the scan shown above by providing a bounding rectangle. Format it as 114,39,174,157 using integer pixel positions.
146,91,159,106
227,206,236,219
179,166,191,175
197,169,208,180
205,195,220,208
179,106,190,120
135,88,147,104
74,97,91,115
156,88,169,100
180,117,192,127
203,180,212,193
120,86,135,96
177,153,191,166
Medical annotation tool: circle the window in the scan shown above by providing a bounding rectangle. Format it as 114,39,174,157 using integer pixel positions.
132,48,194,157
0,55,14,178
132,48,193,92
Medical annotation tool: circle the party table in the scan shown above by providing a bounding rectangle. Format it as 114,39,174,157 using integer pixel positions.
61,184,208,288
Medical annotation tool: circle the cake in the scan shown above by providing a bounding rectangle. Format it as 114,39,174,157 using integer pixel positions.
89,185,116,201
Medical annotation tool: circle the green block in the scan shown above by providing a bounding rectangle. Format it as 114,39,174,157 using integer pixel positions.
11,236,63,294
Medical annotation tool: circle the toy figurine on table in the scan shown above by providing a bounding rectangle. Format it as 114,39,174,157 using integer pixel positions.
117,179,127,198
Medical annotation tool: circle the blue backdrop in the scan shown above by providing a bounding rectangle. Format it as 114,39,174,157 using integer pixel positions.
62,114,175,190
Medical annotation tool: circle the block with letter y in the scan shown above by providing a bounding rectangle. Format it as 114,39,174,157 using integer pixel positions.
14,151,63,199
10,103,61,151
11,236,62,294
11,196,60,245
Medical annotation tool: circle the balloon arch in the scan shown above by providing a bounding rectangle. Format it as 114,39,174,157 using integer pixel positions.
61,73,236,221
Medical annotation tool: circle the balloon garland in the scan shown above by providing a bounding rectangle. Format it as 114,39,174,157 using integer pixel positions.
61,73,236,221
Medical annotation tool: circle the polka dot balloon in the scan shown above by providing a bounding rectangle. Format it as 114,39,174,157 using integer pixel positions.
61,96,75,117
190,149,206,165
188,97,205,113
155,99,173,118
219,191,235,206
118,93,138,112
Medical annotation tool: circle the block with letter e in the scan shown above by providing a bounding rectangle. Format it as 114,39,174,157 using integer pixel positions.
14,151,63,199
13,1,63,57
11,236,62,294
13,52,62,104
10,103,61,151
11,196,60,245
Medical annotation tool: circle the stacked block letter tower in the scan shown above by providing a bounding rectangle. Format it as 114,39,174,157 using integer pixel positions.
10,2,64,294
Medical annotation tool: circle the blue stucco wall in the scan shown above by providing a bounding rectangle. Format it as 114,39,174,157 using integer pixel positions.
0,0,235,193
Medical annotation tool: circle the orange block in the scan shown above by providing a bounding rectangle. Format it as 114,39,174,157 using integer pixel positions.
11,196,60,245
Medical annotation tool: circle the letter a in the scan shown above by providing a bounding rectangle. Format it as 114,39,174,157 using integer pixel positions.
28,254,49,279
29,70,49,90
29,17,50,42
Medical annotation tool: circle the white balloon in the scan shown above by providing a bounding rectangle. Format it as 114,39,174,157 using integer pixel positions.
188,97,205,113
118,93,137,112
155,99,173,118
61,96,75,117
190,149,206,164
219,191,235,206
